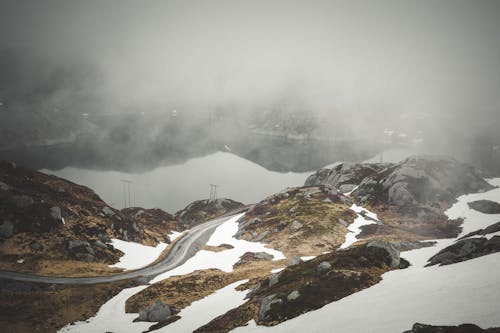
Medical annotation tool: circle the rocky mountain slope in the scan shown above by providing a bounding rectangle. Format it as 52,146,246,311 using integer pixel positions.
0,161,181,276
305,155,494,244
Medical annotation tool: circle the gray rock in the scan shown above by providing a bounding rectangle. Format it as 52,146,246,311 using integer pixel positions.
254,231,270,242
367,240,400,268
289,220,303,233
254,252,274,260
0,181,10,191
287,290,301,301
318,261,331,272
50,206,62,221
0,220,14,238
76,253,95,262
268,272,281,287
338,218,348,227
138,300,172,322
388,182,415,206
94,240,108,249
468,200,500,214
258,294,282,322
288,256,303,266
338,184,357,193
29,241,43,251
102,206,115,216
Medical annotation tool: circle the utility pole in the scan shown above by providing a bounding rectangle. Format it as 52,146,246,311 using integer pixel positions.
120,179,132,208
209,184,218,202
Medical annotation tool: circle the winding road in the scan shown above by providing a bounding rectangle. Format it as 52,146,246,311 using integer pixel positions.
0,213,243,285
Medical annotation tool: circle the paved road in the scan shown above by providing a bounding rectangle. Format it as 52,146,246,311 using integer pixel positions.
0,214,241,285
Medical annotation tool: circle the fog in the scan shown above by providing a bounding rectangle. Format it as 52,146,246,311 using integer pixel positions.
1,0,500,173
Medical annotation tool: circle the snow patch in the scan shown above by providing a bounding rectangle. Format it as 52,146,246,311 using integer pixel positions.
109,239,167,270
339,204,378,249
168,231,184,242
151,213,284,283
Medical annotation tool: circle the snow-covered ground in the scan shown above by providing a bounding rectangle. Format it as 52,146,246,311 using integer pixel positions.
233,178,500,332
169,230,184,242
60,214,285,332
151,213,284,283
109,239,167,270
339,204,378,249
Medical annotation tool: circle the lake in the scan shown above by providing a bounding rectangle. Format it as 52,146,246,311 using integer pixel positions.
42,152,310,213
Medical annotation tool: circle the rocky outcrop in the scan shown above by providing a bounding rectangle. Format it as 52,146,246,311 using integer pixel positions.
305,163,387,192
403,323,500,333
197,243,406,331
137,300,173,322
0,160,180,274
367,240,400,268
468,200,500,214
306,156,493,207
427,236,500,266
460,221,500,239
175,198,244,228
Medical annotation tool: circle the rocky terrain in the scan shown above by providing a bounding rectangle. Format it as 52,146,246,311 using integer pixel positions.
305,156,494,244
175,198,244,228
195,242,406,332
234,186,356,256
0,160,180,276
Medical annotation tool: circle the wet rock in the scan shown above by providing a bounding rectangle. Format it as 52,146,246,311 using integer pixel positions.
288,256,303,266
258,294,282,322
468,200,500,214
289,220,303,233
367,240,400,268
287,290,300,301
138,300,172,322
318,261,331,272
0,220,14,238
29,241,43,251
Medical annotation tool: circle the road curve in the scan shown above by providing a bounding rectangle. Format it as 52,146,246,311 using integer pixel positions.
0,214,241,285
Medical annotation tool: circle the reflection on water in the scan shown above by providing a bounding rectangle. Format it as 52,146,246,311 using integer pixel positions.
42,152,309,212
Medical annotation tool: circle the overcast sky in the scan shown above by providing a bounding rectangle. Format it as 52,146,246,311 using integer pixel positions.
1,0,500,127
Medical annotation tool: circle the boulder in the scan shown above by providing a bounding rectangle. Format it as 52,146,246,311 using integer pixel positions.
318,261,331,272
338,184,357,193
0,220,14,238
49,206,62,221
427,237,500,266
102,206,115,216
287,290,301,301
138,300,172,322
258,294,282,322
367,240,400,268
268,272,281,287
468,200,500,214
29,241,43,251
288,256,303,266
289,220,303,233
